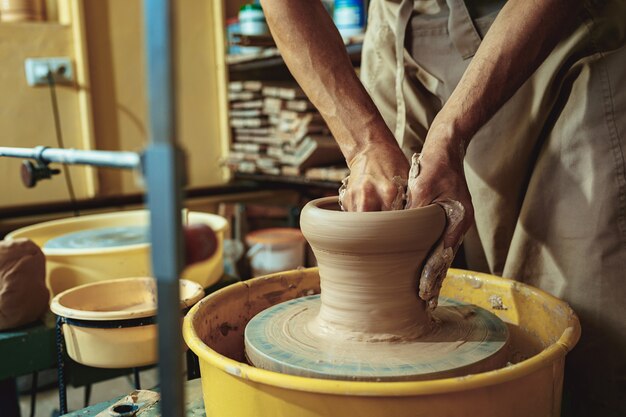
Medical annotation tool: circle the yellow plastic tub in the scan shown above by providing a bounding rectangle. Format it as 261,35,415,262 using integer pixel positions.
183,268,580,417
6,210,228,296
51,277,204,368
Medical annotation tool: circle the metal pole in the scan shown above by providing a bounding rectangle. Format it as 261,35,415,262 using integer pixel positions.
0,146,140,169
142,0,186,416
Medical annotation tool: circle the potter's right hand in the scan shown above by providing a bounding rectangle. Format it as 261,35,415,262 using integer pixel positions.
406,139,474,310
339,142,411,211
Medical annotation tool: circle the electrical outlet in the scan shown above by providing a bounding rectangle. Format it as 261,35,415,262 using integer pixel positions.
24,57,74,86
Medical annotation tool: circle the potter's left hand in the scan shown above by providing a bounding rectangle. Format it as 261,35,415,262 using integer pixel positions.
406,131,474,310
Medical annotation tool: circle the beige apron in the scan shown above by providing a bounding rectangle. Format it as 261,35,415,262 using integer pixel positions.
361,0,626,415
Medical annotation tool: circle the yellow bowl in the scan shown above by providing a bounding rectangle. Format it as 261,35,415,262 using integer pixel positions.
183,268,580,417
6,210,228,296
51,277,204,368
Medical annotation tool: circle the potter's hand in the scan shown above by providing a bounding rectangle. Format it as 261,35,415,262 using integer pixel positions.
339,142,410,211
406,141,474,310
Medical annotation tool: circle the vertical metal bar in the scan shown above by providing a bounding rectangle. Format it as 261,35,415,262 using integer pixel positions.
144,0,175,146
143,0,185,416
56,317,68,415
133,368,142,390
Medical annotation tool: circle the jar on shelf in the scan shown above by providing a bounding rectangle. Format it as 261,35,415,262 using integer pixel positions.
226,17,242,56
238,3,268,55
333,0,365,40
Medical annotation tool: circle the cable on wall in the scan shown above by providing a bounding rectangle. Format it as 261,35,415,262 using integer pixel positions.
46,69,80,217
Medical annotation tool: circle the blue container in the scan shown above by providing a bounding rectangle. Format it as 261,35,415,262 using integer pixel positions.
226,19,241,55
333,0,365,39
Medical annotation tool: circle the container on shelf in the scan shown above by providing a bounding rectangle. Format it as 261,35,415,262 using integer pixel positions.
238,3,268,55
226,17,242,55
333,0,365,40
245,228,306,277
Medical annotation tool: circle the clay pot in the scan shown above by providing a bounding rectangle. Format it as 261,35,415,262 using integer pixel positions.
300,197,445,341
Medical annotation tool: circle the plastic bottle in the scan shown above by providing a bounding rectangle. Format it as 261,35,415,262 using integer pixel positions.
333,0,365,40
239,3,268,37
239,3,269,54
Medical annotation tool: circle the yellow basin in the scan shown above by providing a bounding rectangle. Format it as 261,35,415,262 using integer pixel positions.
183,268,580,417
51,277,204,368
6,210,228,296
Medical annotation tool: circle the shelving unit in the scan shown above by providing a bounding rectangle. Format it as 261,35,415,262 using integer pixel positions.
226,42,361,188
234,172,340,190
228,42,362,81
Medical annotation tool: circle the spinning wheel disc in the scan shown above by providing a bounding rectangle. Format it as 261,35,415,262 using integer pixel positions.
245,295,509,381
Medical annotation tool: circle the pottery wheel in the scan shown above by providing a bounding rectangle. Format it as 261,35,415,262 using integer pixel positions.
245,295,509,381
44,226,149,249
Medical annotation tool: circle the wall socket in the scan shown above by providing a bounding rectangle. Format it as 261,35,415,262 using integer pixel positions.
24,57,74,86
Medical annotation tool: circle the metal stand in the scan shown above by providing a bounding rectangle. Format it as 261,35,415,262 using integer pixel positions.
55,316,158,414
55,317,68,415
143,1,186,416
0,378,21,417
30,372,38,417
0,146,140,169
185,350,201,381
133,368,141,391
84,383,92,409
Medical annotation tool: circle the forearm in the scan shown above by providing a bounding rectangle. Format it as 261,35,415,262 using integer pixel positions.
429,0,582,154
260,0,397,162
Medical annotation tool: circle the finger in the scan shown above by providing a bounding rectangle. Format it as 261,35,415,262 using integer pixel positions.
437,199,468,249
183,224,218,266
339,177,392,212
338,176,349,211
405,153,423,208
339,176,377,211
418,199,469,308
388,176,408,210
419,242,454,309
341,183,383,211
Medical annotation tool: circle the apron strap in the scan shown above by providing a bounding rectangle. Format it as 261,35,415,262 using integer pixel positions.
394,0,414,142
445,0,483,59
393,0,483,142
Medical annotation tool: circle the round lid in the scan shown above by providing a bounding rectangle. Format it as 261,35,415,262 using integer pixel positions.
245,228,305,246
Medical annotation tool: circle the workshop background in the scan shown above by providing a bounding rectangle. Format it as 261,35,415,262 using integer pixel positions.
0,1,363,416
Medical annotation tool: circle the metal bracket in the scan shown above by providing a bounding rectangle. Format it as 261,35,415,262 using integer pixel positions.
19,146,60,188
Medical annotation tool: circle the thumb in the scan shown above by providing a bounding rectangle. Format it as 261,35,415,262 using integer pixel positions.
418,199,466,309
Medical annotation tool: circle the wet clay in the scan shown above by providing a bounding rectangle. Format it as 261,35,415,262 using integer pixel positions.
302,197,445,341
245,197,510,381
246,294,510,380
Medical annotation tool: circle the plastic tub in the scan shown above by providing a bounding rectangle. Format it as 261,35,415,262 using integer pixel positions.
51,277,203,368
6,210,228,296
183,268,580,417
245,228,305,277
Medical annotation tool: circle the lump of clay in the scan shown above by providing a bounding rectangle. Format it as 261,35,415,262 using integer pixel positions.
0,238,49,330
